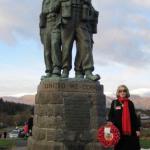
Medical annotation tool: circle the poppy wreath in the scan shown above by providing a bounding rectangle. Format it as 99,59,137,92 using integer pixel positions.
97,124,120,148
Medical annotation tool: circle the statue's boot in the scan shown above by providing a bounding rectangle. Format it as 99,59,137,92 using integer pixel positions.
75,71,84,79
85,70,100,81
41,72,52,80
61,68,69,78
52,67,61,77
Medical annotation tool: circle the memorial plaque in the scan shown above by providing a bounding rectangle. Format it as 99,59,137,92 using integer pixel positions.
64,96,90,131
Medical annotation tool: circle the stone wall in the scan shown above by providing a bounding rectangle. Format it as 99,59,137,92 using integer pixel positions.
28,79,106,150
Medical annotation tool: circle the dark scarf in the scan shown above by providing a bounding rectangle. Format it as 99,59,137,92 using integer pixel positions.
118,97,132,135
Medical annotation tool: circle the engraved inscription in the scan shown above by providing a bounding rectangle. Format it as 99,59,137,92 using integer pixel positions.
42,81,97,92
82,84,96,90
69,83,78,89
64,97,90,131
44,82,65,89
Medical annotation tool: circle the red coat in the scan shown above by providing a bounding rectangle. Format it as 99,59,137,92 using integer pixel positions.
23,124,28,134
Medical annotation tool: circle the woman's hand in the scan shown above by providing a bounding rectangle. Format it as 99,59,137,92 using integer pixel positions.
136,131,141,137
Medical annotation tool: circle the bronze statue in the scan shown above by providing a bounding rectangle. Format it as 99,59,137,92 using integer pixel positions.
74,4,99,80
40,0,100,81
40,0,52,78
40,0,62,78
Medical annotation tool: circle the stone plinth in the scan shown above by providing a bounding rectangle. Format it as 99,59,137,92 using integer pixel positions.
28,79,106,150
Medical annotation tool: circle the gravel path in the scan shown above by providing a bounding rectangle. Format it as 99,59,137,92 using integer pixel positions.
12,147,26,150
12,139,27,150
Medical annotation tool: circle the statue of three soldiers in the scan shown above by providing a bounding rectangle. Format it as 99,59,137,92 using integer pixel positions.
40,0,100,81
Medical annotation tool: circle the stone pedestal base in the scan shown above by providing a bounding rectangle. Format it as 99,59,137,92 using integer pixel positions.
28,79,106,150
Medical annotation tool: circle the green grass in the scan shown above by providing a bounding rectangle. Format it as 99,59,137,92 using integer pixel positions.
0,128,7,132
140,128,150,149
142,128,150,138
0,139,15,149
140,138,150,149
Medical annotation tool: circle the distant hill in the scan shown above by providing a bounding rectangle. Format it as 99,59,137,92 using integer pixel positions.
0,98,33,115
0,98,33,127
1,93,150,110
3,95,35,105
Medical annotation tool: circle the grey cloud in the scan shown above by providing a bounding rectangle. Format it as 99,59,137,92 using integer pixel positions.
0,0,42,44
132,0,150,8
0,0,150,68
94,27,150,67
92,0,150,68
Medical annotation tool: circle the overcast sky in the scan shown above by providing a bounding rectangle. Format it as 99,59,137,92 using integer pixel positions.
0,0,150,96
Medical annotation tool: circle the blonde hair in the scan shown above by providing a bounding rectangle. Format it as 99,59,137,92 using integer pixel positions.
116,85,130,98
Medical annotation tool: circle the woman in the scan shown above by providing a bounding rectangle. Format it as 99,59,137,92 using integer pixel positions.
108,85,141,150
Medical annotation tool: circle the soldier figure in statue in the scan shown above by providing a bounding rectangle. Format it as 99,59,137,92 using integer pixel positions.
40,0,100,81
40,0,62,78
74,3,99,79
61,0,100,81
